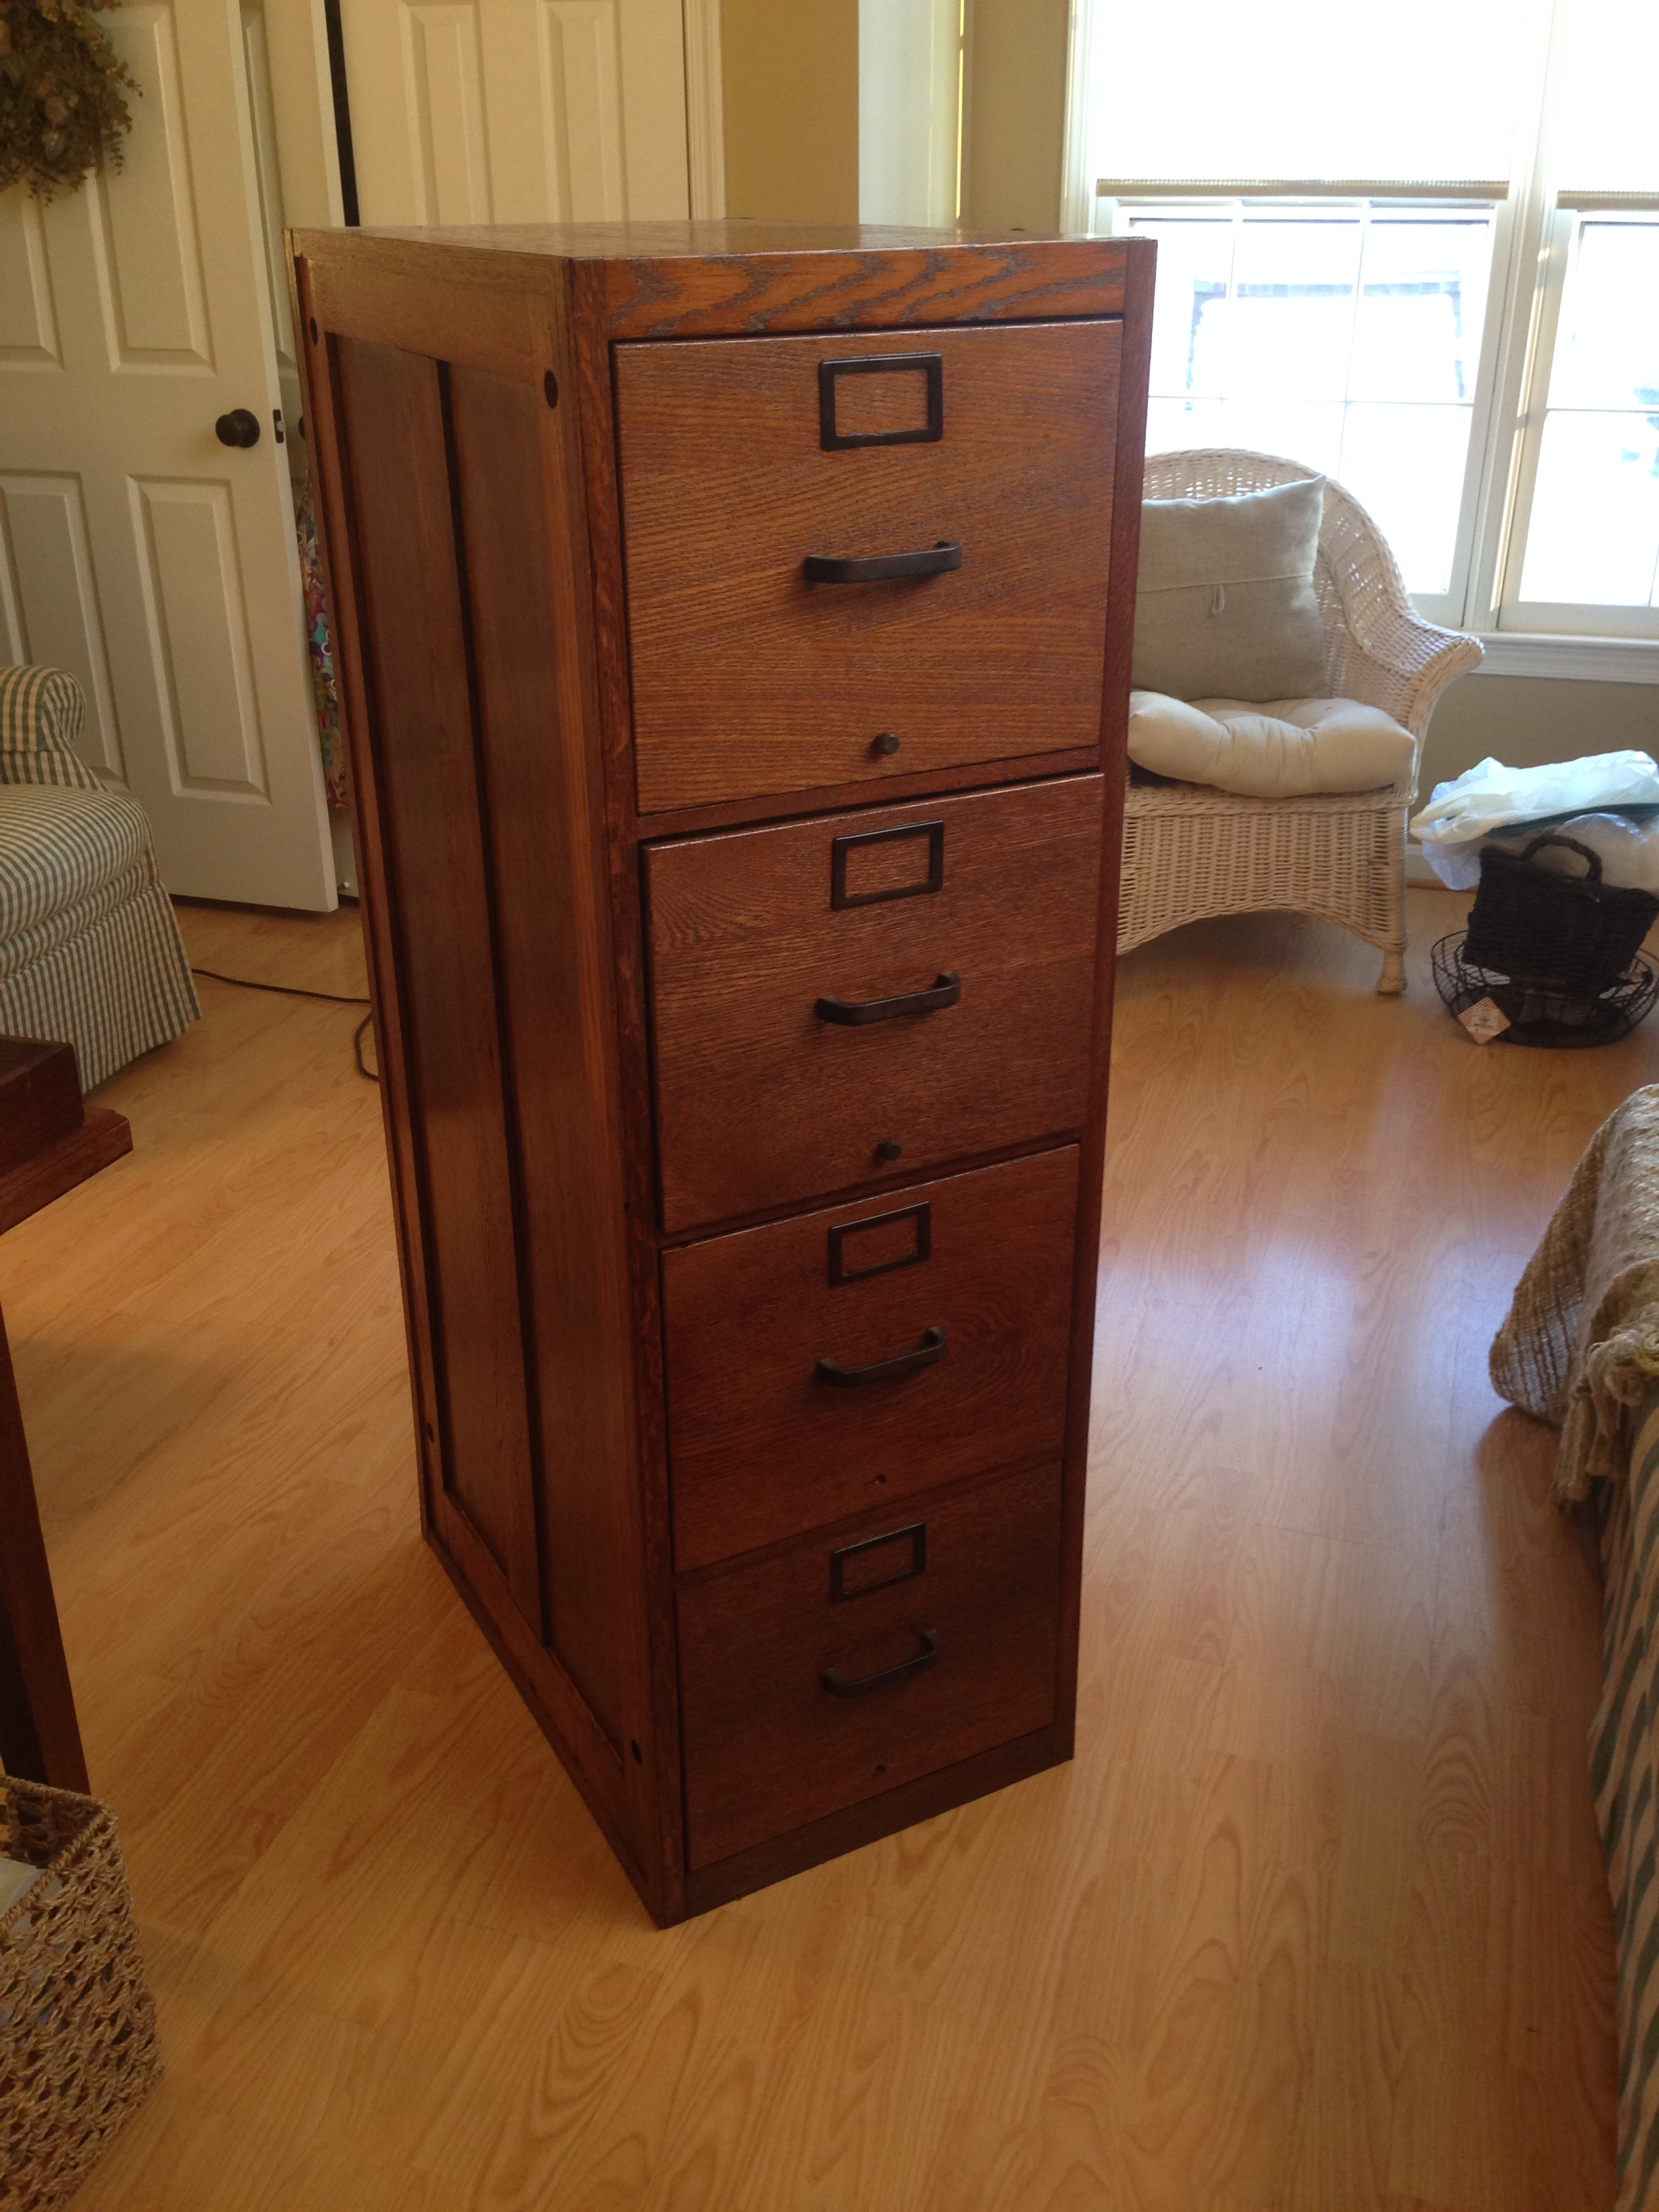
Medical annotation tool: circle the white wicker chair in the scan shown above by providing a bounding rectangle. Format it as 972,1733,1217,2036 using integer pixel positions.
1120,451,1483,992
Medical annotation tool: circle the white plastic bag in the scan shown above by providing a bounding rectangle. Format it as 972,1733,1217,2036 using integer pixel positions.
1422,809,1659,893
1523,813,1659,895
1410,752,1659,846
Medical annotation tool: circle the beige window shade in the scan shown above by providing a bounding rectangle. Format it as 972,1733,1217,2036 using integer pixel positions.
1555,191,1659,213
1097,180,1509,202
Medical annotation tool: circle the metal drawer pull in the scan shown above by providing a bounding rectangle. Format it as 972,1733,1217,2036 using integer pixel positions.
821,1628,941,1698
815,1325,947,1390
802,539,962,584
814,971,959,1027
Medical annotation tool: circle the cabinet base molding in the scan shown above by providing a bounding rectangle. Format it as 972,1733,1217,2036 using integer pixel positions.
684,1727,1064,1920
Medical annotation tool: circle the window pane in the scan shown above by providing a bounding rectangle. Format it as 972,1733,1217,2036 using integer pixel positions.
1545,222,1659,411
1127,216,1233,396
1350,218,1493,402
1337,404,1473,594
1144,395,1232,454
1518,412,1659,604
1087,0,1544,185
1145,396,1343,482
1218,218,1361,401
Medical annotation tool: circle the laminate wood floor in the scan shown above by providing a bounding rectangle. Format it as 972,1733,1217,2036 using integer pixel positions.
6,887,1637,2211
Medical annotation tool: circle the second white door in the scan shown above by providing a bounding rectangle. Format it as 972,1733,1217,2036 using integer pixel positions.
343,0,693,226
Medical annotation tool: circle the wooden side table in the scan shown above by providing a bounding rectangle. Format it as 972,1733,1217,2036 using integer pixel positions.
0,1038,131,1793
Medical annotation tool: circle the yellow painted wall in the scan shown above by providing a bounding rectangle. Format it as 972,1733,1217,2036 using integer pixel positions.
721,0,860,222
720,0,1071,235
961,0,1068,234
1422,674,1659,798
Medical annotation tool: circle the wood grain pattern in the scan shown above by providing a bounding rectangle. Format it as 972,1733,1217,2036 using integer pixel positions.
616,322,1119,811
5,887,1624,2210
306,297,667,1910
445,359,644,1760
1052,226,1157,1761
647,777,1104,1230
677,1458,1062,1867
294,245,546,375
598,229,1132,337
331,335,544,1635
0,1109,130,1237
0,1311,87,1791
0,1036,83,1171
306,222,1135,337
662,1147,1078,1568
0,1050,128,1793
296,228,1141,1923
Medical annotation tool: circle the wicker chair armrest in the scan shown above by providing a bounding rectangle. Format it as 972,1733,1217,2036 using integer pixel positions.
1331,595,1485,741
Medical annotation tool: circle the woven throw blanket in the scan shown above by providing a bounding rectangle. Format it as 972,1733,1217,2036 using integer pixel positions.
1490,1084,1659,1504
1595,1387,1659,2209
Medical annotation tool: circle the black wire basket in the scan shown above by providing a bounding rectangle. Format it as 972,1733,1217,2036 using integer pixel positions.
1433,932,1659,1048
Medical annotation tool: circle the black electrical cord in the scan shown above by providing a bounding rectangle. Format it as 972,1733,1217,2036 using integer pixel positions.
190,968,378,1083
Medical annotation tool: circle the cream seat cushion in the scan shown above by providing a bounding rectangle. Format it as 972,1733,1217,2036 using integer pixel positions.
1128,691,1415,799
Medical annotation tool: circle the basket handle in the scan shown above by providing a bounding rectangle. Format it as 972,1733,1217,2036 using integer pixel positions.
1517,832,1604,888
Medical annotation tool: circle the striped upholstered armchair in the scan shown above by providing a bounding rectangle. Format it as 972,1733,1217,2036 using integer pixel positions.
0,668,198,1091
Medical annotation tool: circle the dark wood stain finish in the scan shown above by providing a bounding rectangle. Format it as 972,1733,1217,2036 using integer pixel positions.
0,1038,131,1795
678,1458,1063,1868
663,1149,1078,1569
616,323,1119,811
647,779,1103,1230
289,220,1151,1925
331,336,544,1635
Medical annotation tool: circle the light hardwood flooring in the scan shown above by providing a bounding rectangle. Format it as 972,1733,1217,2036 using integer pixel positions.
5,886,1641,2210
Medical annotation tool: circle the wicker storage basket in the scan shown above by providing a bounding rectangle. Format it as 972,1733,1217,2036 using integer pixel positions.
1464,832,1659,992
0,1776,161,2209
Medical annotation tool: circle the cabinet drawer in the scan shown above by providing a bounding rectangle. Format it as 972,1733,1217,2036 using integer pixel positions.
647,777,1103,1230
663,1149,1077,1569
678,1460,1062,1870
615,323,1120,814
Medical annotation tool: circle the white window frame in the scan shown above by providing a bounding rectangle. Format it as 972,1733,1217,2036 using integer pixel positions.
1483,200,1659,641
1067,5,1659,683
1092,187,1516,633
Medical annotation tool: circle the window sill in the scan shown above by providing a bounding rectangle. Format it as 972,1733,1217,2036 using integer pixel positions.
1471,634,1659,684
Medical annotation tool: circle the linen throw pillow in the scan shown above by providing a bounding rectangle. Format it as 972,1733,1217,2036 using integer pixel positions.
1132,476,1328,702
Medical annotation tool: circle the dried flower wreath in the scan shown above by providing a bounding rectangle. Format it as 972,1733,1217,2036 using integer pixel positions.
0,0,138,201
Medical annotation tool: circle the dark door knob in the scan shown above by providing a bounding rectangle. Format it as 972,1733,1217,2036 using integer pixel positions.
214,409,262,448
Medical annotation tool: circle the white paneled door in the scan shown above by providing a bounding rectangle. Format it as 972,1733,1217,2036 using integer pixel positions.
0,0,334,909
343,0,691,226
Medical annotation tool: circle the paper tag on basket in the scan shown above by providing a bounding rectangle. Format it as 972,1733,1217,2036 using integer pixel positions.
1459,996,1512,1044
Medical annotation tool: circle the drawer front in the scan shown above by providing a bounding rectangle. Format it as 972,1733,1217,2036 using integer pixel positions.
647,777,1103,1230
678,1460,1062,1869
664,1149,1078,1570
615,323,1120,814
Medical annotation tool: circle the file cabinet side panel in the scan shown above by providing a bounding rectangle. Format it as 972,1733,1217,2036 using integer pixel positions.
1054,234,1157,1751
293,242,674,1921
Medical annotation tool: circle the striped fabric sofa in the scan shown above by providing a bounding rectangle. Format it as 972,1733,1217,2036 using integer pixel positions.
0,668,198,1092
